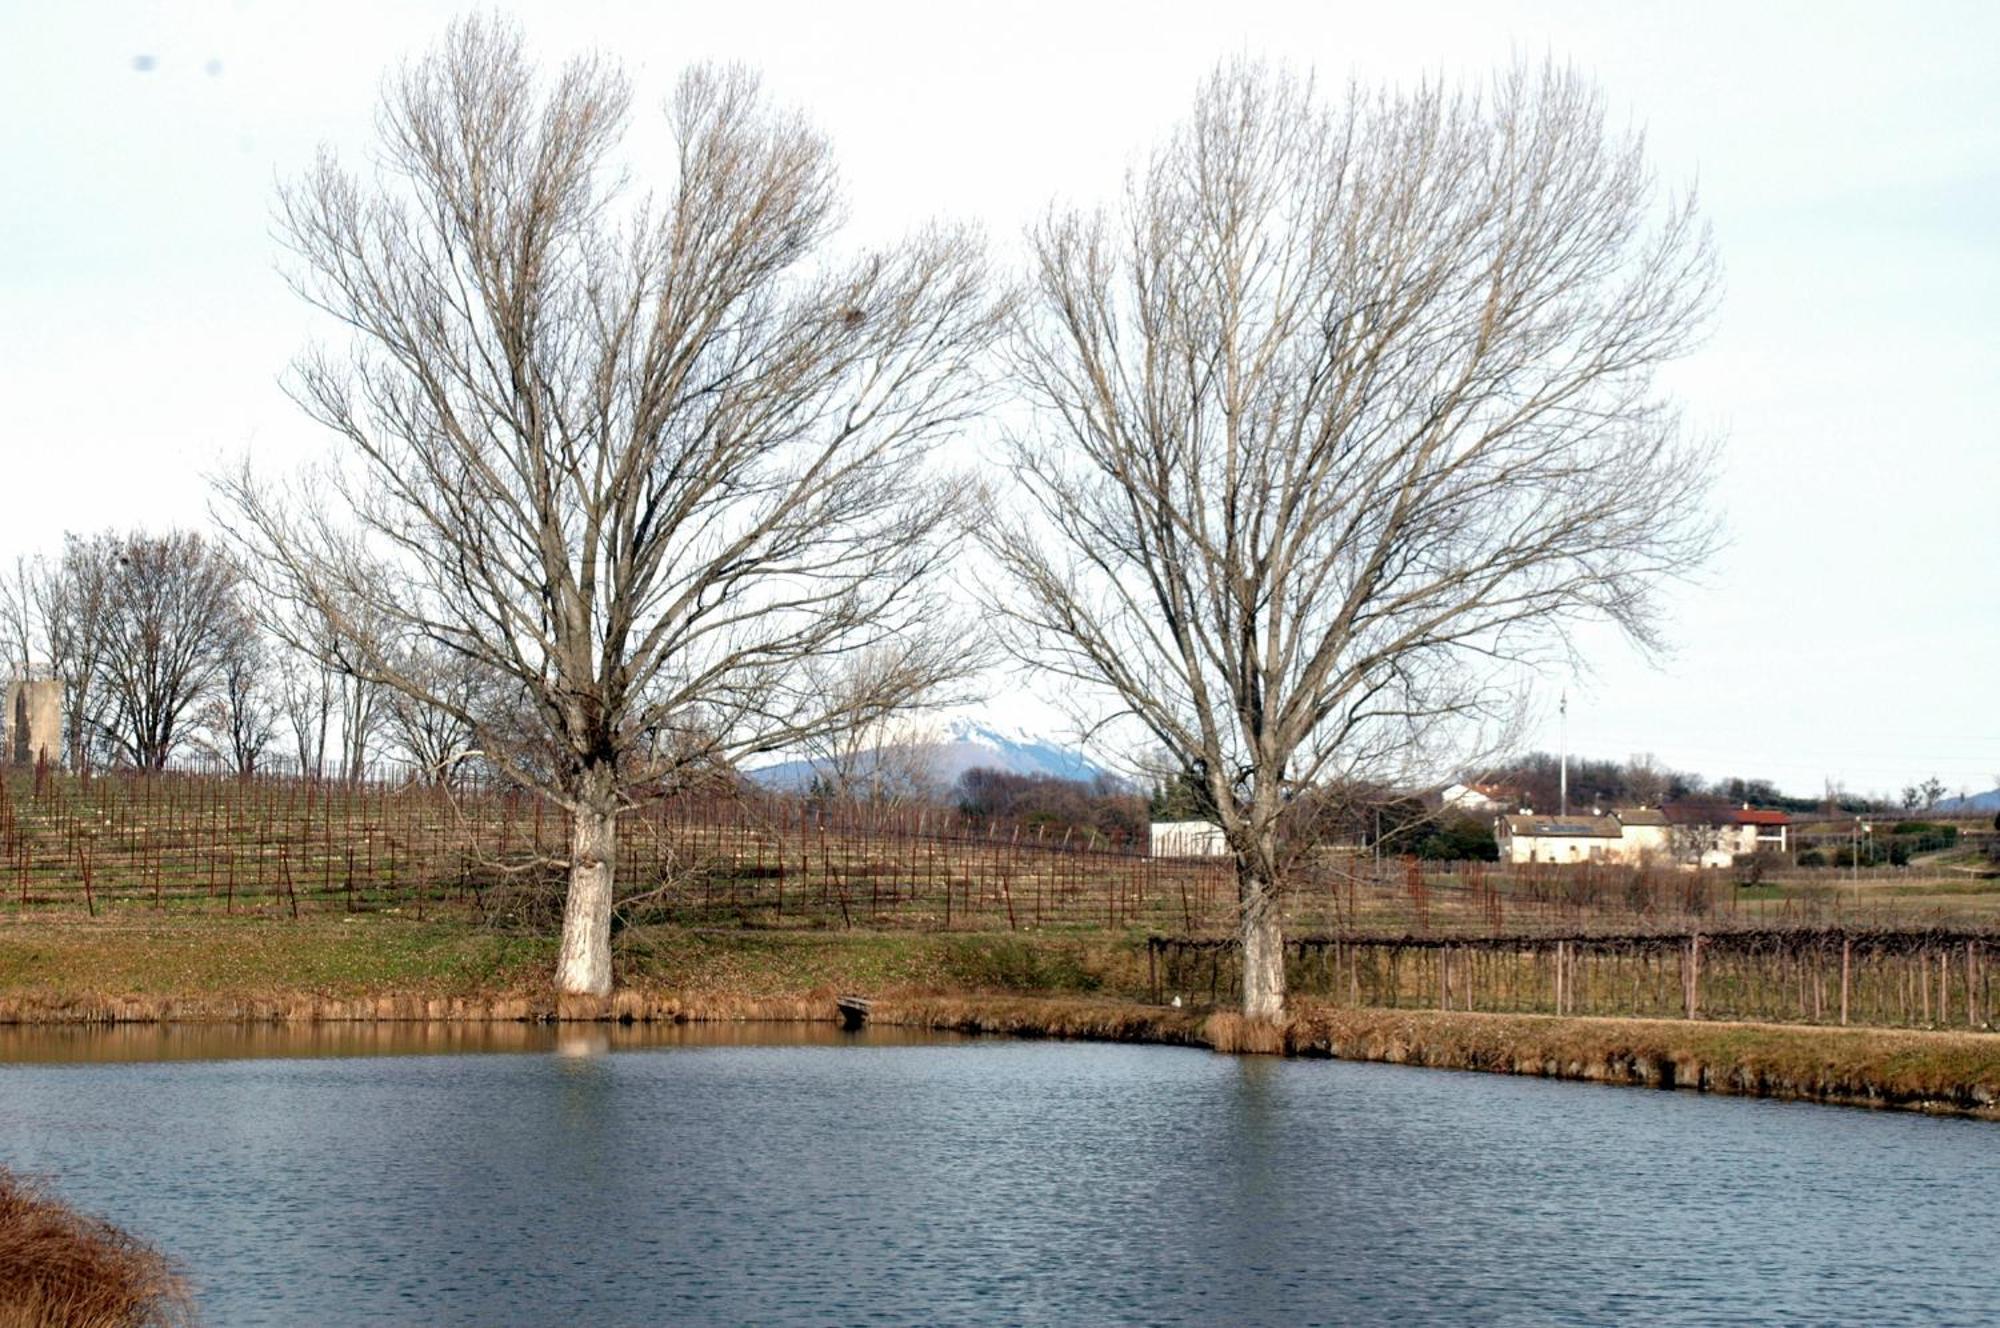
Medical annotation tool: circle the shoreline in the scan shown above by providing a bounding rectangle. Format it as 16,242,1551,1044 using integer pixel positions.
2,916,1996,1120
2,986,1996,1121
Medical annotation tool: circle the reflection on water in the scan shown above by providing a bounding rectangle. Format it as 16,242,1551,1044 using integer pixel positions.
0,1028,1995,1326
0,1018,958,1064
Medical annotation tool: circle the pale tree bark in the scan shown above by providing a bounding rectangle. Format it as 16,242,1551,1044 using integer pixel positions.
984,61,1719,1022
557,763,619,996
220,18,998,996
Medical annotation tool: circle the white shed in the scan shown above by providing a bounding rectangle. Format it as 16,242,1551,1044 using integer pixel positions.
1150,820,1231,858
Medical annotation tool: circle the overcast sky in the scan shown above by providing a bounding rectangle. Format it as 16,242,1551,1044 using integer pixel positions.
2,1,1995,799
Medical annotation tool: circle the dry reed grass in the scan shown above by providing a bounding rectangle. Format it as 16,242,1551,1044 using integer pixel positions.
1201,1012,1287,1055
0,1169,190,1328
1280,1003,2000,1116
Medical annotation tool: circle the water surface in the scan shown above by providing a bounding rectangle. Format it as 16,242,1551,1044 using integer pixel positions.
0,1024,1993,1325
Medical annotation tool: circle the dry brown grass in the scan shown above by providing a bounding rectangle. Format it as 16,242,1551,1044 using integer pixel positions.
0,1169,191,1328
1201,1012,1287,1055
1280,1002,2000,1116
870,994,1209,1046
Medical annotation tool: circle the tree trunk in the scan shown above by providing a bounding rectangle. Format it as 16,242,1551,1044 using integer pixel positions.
555,781,618,997
1240,874,1286,1021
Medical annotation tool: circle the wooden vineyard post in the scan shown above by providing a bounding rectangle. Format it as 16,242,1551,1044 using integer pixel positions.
1967,941,1979,1028
1684,933,1702,1021
1941,951,1950,1029
1554,941,1565,1016
1840,937,1852,1026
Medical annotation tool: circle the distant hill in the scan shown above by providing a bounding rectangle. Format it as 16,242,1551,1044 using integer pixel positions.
1937,788,2000,813
747,715,1119,791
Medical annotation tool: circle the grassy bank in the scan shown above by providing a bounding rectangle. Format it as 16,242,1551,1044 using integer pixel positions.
0,1167,189,1328
0,915,1147,1021
2,914,1998,1119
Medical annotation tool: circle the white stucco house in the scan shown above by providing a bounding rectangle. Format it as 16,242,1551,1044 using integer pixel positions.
1497,813,1627,864
1149,820,1231,858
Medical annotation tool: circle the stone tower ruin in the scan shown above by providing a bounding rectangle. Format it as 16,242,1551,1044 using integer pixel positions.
4,678,61,767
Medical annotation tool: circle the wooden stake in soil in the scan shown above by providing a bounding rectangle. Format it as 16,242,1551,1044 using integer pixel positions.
1840,937,1852,1026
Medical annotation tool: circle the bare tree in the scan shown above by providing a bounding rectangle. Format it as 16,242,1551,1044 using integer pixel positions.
1624,753,1671,808
0,559,34,680
195,610,276,775
274,636,337,779
220,19,998,995
983,62,1719,1020
379,642,488,785
795,643,978,807
1919,775,1947,813
29,534,121,768
332,661,381,784
98,532,247,769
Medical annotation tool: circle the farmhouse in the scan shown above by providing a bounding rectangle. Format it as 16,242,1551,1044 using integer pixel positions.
1496,813,1626,864
1663,801,1792,864
1498,802,1791,868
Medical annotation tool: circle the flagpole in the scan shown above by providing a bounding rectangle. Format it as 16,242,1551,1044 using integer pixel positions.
1559,691,1569,818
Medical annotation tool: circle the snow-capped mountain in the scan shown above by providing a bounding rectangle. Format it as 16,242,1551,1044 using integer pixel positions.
746,714,1119,791
927,716,1113,784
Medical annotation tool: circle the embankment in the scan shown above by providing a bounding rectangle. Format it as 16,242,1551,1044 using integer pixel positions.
3,916,1999,1119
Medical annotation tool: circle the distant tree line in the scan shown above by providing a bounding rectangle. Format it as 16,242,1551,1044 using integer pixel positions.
1,528,483,782
955,767,1148,849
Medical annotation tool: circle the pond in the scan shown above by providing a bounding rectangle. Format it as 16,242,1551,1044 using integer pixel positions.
1,1023,1994,1325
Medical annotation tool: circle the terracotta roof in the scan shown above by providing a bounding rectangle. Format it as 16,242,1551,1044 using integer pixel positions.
1662,801,1792,827
1614,808,1667,827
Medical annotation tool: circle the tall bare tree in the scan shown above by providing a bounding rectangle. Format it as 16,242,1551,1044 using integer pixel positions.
99,532,248,770
195,610,276,775
29,534,121,768
274,636,337,779
1624,753,1671,808
221,19,997,995
0,559,34,681
984,62,1719,1020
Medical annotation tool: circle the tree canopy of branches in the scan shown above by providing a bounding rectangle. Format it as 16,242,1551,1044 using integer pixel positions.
220,19,999,995
99,532,252,770
983,61,1719,1018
